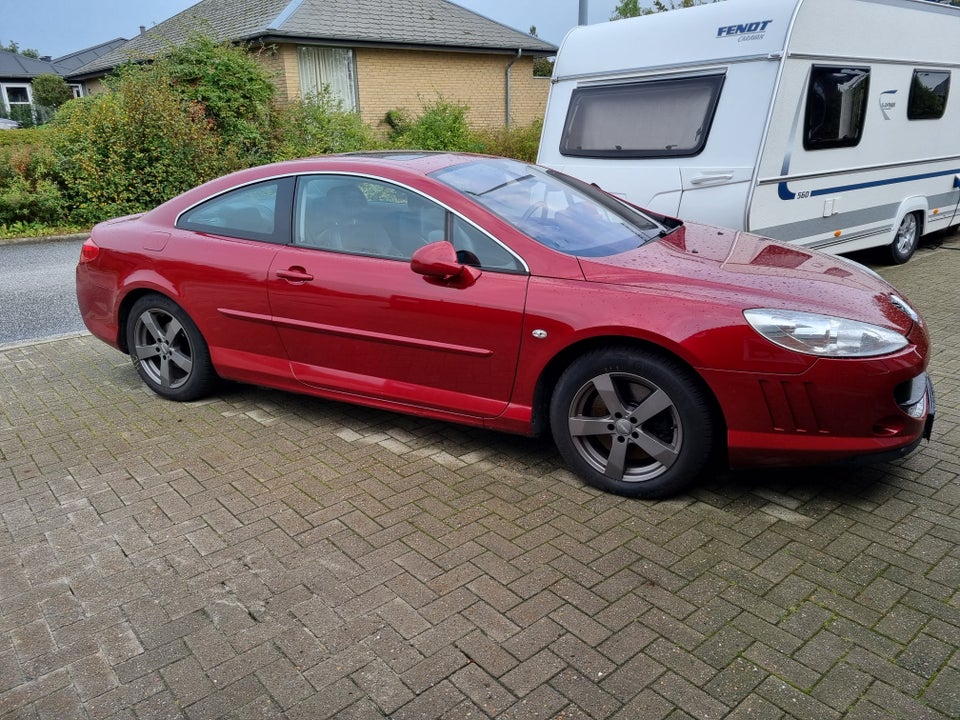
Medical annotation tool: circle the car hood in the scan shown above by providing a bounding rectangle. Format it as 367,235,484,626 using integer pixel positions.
576,222,918,335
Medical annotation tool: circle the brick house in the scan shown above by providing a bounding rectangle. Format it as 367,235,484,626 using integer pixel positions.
68,0,558,130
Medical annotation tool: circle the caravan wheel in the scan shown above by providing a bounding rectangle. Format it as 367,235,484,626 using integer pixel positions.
889,212,920,264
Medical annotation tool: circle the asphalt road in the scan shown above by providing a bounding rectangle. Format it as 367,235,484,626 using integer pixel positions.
0,238,87,346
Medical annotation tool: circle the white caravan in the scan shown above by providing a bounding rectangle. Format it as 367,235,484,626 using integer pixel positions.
538,0,960,263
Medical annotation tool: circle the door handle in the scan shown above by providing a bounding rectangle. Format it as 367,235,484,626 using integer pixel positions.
689,173,734,186
276,267,314,283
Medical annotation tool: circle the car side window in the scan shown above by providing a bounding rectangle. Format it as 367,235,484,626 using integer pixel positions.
177,179,291,243
450,217,525,273
295,175,446,260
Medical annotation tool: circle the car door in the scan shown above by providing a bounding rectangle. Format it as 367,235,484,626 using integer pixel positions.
267,174,529,418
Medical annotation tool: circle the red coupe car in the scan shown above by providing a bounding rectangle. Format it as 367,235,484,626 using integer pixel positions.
76,153,934,497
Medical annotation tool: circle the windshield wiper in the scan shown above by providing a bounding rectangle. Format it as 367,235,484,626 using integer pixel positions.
477,173,535,196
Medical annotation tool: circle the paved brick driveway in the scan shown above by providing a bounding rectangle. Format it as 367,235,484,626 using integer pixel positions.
1,235,958,719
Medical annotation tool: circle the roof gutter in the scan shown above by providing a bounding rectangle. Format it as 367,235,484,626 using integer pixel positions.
505,48,522,127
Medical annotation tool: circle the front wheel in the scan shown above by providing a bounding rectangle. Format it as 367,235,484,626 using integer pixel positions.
126,294,216,401
550,348,717,498
888,212,920,264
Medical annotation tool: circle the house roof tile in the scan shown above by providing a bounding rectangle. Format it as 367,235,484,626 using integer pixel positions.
53,38,129,74
71,0,557,78
0,50,58,79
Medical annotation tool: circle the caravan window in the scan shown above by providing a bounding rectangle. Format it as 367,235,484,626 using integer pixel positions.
803,66,870,150
908,70,950,120
558,74,724,158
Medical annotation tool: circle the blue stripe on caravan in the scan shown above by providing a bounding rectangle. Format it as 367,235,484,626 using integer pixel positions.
778,167,960,201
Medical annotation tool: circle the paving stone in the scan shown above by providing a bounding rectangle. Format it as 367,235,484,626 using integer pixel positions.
550,667,621,719
923,666,960,718
1,243,959,718
651,670,729,720
450,662,516,716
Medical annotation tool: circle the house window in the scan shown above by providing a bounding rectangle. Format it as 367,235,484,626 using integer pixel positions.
908,70,949,120
3,85,30,112
298,46,358,111
559,74,725,158
803,66,870,150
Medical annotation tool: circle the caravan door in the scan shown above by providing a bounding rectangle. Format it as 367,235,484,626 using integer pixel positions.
541,62,778,227
675,60,781,230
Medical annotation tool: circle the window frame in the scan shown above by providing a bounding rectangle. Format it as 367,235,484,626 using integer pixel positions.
297,45,359,112
176,177,294,244
558,73,725,159
907,69,950,121
1,83,33,122
803,65,871,151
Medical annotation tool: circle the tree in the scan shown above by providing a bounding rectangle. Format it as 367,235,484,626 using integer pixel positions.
528,26,554,78
611,0,717,19
1,41,40,58
32,74,74,111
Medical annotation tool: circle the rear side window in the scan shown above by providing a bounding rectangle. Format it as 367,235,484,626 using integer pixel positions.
803,66,870,150
177,178,293,243
559,74,724,158
908,70,950,120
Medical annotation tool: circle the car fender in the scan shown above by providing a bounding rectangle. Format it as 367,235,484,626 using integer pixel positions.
114,270,185,348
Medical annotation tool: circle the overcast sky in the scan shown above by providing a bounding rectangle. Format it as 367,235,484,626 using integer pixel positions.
2,0,623,60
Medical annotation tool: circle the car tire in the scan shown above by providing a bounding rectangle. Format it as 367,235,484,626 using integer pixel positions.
888,211,920,264
550,348,716,498
126,294,217,401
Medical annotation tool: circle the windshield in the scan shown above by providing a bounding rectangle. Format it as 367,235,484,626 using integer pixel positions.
430,158,665,257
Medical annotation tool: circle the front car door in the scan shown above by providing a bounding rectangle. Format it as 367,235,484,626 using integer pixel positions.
267,174,529,418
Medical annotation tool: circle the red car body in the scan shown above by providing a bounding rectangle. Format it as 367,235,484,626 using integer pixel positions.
76,153,934,497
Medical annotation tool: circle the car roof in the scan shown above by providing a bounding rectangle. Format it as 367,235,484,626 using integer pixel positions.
275,151,495,178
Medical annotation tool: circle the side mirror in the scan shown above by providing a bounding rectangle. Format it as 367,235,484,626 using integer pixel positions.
411,241,481,287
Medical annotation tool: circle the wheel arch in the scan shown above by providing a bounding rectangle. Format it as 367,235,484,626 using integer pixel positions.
530,335,728,450
894,197,928,239
116,287,179,353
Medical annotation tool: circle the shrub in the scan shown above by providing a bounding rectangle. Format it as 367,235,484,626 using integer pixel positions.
0,127,46,148
473,119,543,162
387,97,486,153
32,74,74,112
0,175,64,225
0,143,65,225
164,35,277,163
7,105,34,128
272,90,378,160
50,63,232,224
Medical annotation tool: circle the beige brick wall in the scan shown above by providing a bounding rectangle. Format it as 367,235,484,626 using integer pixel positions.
354,48,550,131
259,44,549,131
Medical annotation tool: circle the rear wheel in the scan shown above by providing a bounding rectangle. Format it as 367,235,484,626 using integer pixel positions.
549,348,716,498
126,295,216,401
888,212,920,264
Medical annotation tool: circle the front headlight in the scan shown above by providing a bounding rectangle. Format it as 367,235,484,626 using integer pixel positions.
744,309,909,357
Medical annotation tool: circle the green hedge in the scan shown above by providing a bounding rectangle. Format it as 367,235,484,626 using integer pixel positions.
0,35,545,240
